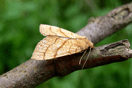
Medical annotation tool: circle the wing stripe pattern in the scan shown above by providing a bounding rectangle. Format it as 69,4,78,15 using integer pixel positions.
43,37,59,60
54,39,69,58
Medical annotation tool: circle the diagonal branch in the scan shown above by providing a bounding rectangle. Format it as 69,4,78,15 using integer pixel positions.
77,2,132,44
0,2,132,88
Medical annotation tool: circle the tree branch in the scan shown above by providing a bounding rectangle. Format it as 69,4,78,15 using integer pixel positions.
0,2,132,88
77,2,132,44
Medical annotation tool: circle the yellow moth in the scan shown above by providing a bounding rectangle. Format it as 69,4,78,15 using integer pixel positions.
31,24,94,60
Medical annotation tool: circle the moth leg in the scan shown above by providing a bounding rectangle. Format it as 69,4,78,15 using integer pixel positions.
81,47,91,69
79,50,87,65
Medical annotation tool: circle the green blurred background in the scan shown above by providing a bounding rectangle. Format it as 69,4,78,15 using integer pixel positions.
0,0,132,88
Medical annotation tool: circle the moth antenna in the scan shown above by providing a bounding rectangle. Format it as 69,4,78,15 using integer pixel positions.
81,47,91,70
79,50,87,65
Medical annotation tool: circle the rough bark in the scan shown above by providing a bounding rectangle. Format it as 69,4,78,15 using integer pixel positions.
0,2,132,88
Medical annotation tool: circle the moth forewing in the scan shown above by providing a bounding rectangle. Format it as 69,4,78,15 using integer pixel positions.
31,24,94,60
40,24,87,38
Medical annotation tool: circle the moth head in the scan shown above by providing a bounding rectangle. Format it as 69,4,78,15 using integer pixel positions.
85,38,94,48
89,42,94,48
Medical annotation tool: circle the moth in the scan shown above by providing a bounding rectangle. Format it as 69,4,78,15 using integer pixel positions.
31,24,94,60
